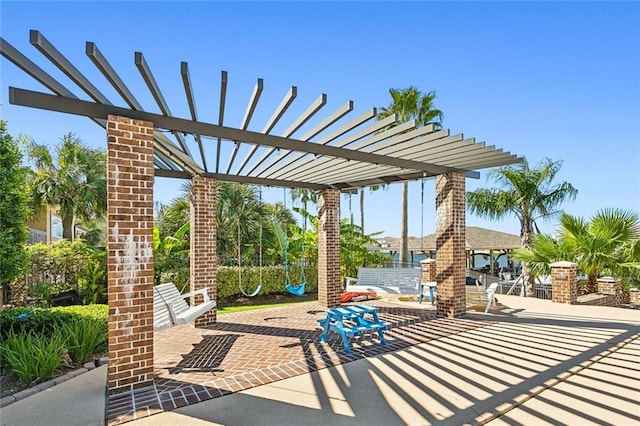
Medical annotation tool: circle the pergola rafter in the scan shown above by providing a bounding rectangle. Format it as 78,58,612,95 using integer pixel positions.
2,29,526,400
1,31,522,191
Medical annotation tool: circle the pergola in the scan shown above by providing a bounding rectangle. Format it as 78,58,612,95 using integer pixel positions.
1,30,522,395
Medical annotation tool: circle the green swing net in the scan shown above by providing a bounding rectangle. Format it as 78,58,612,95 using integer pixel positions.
237,188,263,297
280,188,306,296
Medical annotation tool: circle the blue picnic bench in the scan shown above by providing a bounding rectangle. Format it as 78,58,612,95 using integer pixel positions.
317,305,390,354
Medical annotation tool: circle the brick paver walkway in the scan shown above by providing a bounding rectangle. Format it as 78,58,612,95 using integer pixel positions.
107,300,492,424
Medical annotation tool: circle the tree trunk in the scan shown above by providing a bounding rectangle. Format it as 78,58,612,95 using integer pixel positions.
520,216,535,297
400,181,409,266
360,188,365,233
62,213,74,241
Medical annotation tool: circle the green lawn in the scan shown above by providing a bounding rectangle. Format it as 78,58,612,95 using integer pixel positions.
217,292,318,314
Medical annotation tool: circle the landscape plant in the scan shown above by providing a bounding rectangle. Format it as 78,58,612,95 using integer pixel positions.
153,223,190,286
1,328,67,384
62,318,108,363
514,208,640,296
12,239,104,306
27,133,106,241
0,304,108,384
0,120,30,309
467,157,578,295
0,307,73,339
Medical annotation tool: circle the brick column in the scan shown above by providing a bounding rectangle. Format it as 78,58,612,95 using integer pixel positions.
106,115,155,394
318,188,341,308
190,175,217,326
435,173,466,318
597,276,621,303
551,261,578,304
597,277,620,295
420,258,436,282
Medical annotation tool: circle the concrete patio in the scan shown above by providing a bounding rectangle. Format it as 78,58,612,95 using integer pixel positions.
2,295,638,426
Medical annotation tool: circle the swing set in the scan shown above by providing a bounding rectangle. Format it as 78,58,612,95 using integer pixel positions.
236,187,306,297
236,193,262,297
281,188,306,296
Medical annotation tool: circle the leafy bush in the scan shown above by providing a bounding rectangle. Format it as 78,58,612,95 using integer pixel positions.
11,240,106,306
62,318,107,363
1,328,66,384
0,304,107,340
0,304,108,383
51,304,108,321
0,307,73,339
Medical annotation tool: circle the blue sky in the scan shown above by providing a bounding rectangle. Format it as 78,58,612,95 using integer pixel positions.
1,1,639,238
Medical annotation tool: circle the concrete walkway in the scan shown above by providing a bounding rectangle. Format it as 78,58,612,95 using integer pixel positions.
2,296,638,426
1,362,107,426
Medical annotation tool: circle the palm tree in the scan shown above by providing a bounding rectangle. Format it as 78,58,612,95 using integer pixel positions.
359,184,386,234
290,188,317,230
27,133,106,241
467,157,578,295
378,86,443,265
217,183,264,263
514,208,640,294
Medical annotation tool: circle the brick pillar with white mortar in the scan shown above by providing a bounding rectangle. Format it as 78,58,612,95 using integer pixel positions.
435,173,466,318
550,261,578,304
190,175,217,326
318,188,341,308
106,115,155,394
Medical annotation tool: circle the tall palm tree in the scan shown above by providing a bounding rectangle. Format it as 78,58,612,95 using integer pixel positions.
467,157,578,295
359,184,385,234
378,86,443,265
27,133,106,241
290,188,317,230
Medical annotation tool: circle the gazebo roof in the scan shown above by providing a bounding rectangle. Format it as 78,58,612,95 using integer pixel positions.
377,226,522,252
2,30,522,190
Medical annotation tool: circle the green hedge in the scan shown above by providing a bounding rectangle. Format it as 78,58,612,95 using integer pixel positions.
0,304,108,340
215,265,317,298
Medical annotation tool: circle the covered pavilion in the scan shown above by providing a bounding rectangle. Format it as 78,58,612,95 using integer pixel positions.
1,30,522,396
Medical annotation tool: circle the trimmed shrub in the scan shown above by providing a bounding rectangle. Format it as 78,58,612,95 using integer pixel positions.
0,304,108,340
0,307,73,340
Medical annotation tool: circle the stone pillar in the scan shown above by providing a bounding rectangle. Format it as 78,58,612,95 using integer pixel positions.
190,175,217,326
318,188,341,308
106,115,155,394
550,261,578,304
435,173,466,318
420,258,436,283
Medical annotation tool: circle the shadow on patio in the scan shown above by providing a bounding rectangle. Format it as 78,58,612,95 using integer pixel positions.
107,300,491,424
113,297,640,426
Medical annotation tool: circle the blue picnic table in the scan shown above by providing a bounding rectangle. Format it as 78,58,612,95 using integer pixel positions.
317,305,390,354
418,281,437,305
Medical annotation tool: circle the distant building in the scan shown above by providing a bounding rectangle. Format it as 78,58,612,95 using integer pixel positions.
374,226,522,276
26,207,62,244
25,207,86,244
